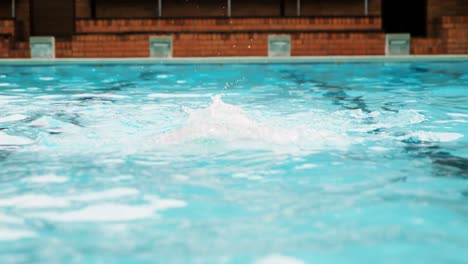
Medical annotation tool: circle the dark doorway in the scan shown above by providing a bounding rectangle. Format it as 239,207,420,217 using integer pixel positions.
280,0,286,16
382,0,427,37
30,0,75,38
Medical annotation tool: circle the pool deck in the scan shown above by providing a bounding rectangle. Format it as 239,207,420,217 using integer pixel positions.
0,55,467,65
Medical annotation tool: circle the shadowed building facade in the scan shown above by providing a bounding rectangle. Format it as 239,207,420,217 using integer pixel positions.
0,0,467,58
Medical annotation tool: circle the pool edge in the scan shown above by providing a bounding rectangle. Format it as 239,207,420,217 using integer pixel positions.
0,55,467,65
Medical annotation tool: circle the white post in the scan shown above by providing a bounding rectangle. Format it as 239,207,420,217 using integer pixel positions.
364,0,368,16
158,0,162,17
11,0,15,18
227,0,231,17
297,0,301,16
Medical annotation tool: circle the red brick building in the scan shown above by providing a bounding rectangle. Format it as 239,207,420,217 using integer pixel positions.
0,0,467,58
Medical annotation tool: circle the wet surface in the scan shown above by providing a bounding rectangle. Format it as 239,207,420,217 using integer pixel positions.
0,62,467,263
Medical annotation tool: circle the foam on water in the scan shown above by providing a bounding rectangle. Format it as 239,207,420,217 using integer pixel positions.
0,132,34,146
27,198,186,222
158,95,349,152
0,114,28,123
0,229,36,241
9,93,446,156
148,93,212,98
39,77,54,81
0,63,467,262
35,95,64,99
255,255,305,264
0,194,70,208
403,131,464,142
154,95,439,155
30,116,80,133
22,174,69,184
0,213,23,224
69,188,139,202
294,163,318,170
447,113,468,118
0,188,139,209
0,187,186,223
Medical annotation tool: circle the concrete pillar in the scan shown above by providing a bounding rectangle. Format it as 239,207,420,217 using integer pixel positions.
11,0,15,18
158,0,162,17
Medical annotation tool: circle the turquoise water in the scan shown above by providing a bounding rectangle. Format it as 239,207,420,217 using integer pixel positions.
0,62,467,263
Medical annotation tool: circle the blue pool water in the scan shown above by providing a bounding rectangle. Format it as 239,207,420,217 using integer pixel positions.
0,62,467,263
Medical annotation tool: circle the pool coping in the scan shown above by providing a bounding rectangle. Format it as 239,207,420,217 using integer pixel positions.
0,55,467,65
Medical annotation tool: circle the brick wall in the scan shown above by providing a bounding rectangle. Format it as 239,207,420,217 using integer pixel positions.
76,0,91,18
76,17,382,33
292,32,384,55
0,19,14,57
427,0,468,37
411,38,445,54
0,37,11,58
1,0,467,58
15,0,30,40
0,1,12,18
58,32,385,58
175,33,384,57
0,19,15,36
441,16,468,54
9,41,29,58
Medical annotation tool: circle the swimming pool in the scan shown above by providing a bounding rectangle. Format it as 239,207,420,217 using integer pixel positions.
0,61,467,263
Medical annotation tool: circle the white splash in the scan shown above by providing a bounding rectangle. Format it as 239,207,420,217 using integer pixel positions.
447,113,468,118
0,188,137,208
0,132,34,146
39,77,54,81
0,188,186,222
35,95,64,99
0,95,20,100
0,213,23,224
156,74,170,79
294,163,318,170
30,116,79,133
369,146,392,152
255,255,305,264
435,119,467,124
158,95,349,151
22,174,68,184
232,173,263,181
0,228,36,241
346,109,426,132
0,195,70,208
0,114,28,123
148,93,212,98
69,188,139,202
404,132,464,142
27,198,186,222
